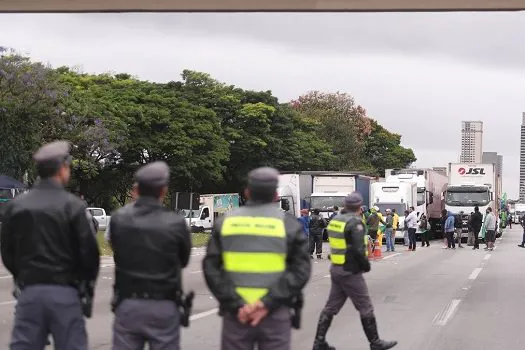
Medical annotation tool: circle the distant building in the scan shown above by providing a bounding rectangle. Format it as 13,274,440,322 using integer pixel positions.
482,152,502,177
482,152,503,204
519,112,525,202
432,167,447,176
460,121,483,163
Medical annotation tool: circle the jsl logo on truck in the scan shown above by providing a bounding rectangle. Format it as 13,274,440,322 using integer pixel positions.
458,167,485,175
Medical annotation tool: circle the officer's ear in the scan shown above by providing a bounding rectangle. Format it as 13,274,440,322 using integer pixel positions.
131,183,139,200
159,186,168,201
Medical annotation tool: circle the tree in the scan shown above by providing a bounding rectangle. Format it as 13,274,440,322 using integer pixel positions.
362,119,417,176
291,91,372,170
0,48,65,180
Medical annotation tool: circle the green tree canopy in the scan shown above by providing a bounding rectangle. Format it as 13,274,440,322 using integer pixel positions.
0,50,416,210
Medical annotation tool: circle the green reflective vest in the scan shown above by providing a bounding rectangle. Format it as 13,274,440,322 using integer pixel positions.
328,214,368,265
220,207,287,304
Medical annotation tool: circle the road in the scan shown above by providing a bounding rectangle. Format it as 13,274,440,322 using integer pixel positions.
0,228,524,349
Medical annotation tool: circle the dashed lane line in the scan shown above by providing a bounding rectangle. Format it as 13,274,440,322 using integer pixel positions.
483,254,491,261
433,299,461,326
189,308,218,321
468,267,483,280
382,253,402,260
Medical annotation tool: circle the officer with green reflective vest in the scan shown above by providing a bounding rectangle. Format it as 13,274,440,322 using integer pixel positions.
203,167,311,350
312,192,397,350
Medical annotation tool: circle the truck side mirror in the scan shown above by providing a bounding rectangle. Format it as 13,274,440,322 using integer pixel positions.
281,199,290,212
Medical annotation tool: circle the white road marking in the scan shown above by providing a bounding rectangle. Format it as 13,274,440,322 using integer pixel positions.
189,308,218,321
468,267,483,280
0,275,12,279
323,274,330,278
483,254,491,261
382,253,402,260
0,300,16,306
189,270,202,274
433,299,461,326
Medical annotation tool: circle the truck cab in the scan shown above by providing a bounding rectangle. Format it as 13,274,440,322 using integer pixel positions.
443,184,492,232
370,182,417,240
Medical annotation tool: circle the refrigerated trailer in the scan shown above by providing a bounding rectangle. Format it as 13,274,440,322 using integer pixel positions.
385,168,448,236
309,173,372,220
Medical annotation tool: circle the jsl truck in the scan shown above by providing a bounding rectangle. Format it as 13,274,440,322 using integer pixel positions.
514,203,525,224
385,168,448,236
184,193,240,232
370,181,417,240
444,163,497,234
310,173,372,220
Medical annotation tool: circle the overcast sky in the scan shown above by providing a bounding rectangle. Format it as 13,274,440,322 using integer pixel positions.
1,12,523,198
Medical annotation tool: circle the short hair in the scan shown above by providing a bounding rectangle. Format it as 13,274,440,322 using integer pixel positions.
137,182,164,198
250,186,275,203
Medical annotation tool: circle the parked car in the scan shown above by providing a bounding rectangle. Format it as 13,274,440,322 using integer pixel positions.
87,207,109,231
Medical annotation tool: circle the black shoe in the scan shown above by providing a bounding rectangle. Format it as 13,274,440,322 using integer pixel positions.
313,340,336,350
426,243,430,247
310,255,314,259
361,316,397,350
317,254,323,259
518,244,525,248
313,312,335,350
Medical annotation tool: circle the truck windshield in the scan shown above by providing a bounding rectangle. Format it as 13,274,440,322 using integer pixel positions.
375,203,406,215
445,191,489,206
311,196,345,210
181,209,201,219
417,189,425,206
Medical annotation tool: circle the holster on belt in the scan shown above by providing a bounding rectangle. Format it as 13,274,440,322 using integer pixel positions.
77,280,95,318
111,289,122,313
175,290,195,328
12,279,21,300
290,293,304,329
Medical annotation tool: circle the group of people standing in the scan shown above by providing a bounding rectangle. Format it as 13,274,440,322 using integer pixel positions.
441,206,496,250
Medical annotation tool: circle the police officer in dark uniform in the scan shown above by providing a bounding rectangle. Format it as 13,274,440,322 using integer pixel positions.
108,161,192,350
0,140,100,350
203,167,311,350
312,192,397,350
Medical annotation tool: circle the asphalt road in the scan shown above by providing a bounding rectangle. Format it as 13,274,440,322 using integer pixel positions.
1,228,524,349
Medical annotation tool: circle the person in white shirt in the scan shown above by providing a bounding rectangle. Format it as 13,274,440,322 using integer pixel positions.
483,207,497,251
405,206,419,251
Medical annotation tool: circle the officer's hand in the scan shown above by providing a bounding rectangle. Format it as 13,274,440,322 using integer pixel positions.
237,304,253,324
249,301,269,327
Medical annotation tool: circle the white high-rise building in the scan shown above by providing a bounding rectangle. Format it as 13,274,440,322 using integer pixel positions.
460,121,483,163
520,113,525,201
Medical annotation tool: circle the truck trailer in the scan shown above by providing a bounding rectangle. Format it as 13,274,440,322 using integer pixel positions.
309,173,372,220
385,168,448,237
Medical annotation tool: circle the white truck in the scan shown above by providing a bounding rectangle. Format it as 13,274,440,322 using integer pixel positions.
184,193,240,232
385,168,448,236
514,203,525,224
310,173,372,220
277,173,313,217
444,163,496,236
370,181,417,240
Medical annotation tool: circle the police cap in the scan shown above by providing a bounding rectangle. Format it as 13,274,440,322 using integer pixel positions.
344,192,363,209
33,140,72,165
134,161,170,187
247,167,279,190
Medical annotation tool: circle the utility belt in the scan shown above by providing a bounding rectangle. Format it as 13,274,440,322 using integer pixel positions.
112,289,195,328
